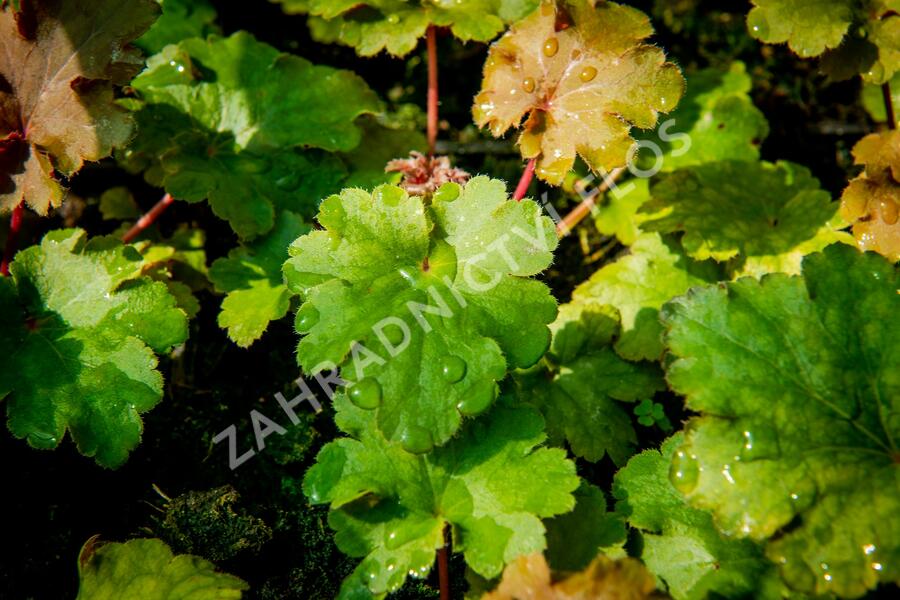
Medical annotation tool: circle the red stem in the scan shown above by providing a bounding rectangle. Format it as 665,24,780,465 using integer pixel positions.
1,203,24,276
884,82,897,130
437,524,450,600
513,158,537,201
426,25,439,155
122,193,175,243
556,167,626,237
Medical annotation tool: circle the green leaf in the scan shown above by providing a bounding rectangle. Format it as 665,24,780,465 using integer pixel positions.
474,0,684,185
514,302,665,464
125,32,378,237
660,244,900,597
76,537,247,599
544,483,627,572
572,233,722,361
209,211,309,347
746,0,856,58
637,62,769,171
285,177,558,452
748,0,900,83
613,434,784,600
0,230,188,468
275,0,538,57
304,402,578,596
136,0,220,55
641,160,852,277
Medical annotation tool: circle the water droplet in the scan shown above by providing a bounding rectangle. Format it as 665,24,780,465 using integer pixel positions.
669,447,699,494
864,543,877,555
295,303,319,333
399,425,433,454
780,559,817,593
349,377,382,410
879,198,899,225
27,430,58,449
383,323,406,346
440,356,467,382
387,14,400,24
789,477,817,512
522,77,536,93
747,11,770,39
579,66,597,82
456,382,495,417
543,37,559,57
739,425,780,461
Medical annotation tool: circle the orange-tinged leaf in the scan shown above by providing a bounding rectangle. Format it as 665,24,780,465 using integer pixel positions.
473,0,684,185
0,0,158,214
840,130,900,261
482,553,666,600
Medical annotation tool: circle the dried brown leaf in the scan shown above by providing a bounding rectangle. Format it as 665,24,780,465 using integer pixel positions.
0,0,158,213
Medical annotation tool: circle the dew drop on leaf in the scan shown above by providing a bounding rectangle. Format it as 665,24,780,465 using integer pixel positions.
747,10,770,39
579,66,597,82
522,77,536,93
456,381,494,417
789,477,818,512
27,431,58,449
295,303,320,333
739,425,781,461
669,447,700,494
543,37,559,57
349,377,382,410
399,425,434,454
440,355,467,382
879,198,899,225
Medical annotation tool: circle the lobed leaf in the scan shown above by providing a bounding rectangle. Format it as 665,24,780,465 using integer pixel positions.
641,160,851,277
0,229,188,468
514,301,665,464
839,129,900,261
0,0,159,213
661,244,900,597
124,32,379,237
76,537,247,599
285,176,558,453
474,0,684,184
274,0,539,57
209,211,309,347
304,402,578,597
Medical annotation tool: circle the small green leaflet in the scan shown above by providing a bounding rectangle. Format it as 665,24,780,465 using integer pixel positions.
304,402,578,597
641,160,851,278
514,302,665,465
661,244,900,597
613,434,784,600
274,0,539,57
572,233,722,361
862,71,900,126
285,177,558,453
0,230,188,468
124,32,380,237
136,0,220,54
209,211,309,347
76,537,247,599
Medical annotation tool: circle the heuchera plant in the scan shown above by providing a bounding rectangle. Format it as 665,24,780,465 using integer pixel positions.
1,0,898,598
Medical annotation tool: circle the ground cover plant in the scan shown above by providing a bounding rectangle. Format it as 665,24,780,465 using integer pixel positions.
1,0,899,598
